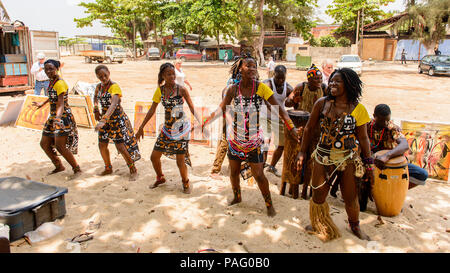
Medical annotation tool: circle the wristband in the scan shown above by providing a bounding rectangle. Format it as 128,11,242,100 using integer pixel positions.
284,119,294,131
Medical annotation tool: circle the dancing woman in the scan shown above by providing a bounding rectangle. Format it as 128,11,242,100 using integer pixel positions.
296,68,374,241
201,56,299,217
93,65,141,181
136,63,202,193
32,59,81,178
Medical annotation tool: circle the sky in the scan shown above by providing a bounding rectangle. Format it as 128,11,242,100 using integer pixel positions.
3,0,407,38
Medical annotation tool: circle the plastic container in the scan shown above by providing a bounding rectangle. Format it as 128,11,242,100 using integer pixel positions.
0,224,10,240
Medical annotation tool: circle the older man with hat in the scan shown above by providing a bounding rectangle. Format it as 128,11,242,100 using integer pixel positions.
30,52,50,96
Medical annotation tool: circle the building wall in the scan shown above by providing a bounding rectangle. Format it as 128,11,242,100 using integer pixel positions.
288,45,352,64
362,38,386,60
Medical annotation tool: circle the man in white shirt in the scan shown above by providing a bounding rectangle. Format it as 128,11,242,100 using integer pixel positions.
30,53,49,96
321,59,334,86
267,57,275,79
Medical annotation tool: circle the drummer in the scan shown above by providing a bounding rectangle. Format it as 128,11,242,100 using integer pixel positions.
285,64,327,199
368,104,428,189
261,65,294,177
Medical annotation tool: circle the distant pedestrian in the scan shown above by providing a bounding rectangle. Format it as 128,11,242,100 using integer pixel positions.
202,49,207,62
30,52,49,96
434,46,441,56
267,57,276,79
401,49,407,64
224,51,229,65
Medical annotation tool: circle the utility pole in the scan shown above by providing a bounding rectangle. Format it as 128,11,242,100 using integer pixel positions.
360,7,364,59
356,9,360,56
133,11,137,60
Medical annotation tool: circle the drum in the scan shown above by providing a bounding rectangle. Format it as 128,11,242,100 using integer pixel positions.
287,110,310,128
372,150,409,217
281,110,310,198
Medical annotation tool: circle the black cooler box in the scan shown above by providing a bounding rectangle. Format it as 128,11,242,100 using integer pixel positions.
0,177,68,241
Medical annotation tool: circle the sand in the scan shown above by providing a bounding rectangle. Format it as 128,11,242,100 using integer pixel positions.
1,56,449,253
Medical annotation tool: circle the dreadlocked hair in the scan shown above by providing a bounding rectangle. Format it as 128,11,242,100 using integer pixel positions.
229,53,257,81
327,68,363,104
158,62,175,87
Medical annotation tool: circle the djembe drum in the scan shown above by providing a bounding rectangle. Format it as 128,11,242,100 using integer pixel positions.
280,110,310,199
372,150,409,217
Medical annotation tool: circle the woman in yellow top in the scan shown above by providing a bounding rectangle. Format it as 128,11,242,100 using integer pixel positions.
201,56,299,217
33,59,81,178
93,65,141,181
296,68,374,242
136,63,202,194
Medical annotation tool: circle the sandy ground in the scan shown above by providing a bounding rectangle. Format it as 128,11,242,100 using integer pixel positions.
1,56,449,253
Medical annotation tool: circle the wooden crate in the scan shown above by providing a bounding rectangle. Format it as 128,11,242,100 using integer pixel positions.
0,75,28,87
0,63,28,76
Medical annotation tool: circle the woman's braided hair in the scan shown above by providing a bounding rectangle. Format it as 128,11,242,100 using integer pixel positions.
229,53,258,82
328,68,363,103
158,62,175,87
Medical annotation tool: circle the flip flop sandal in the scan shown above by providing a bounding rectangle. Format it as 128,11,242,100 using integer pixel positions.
151,175,166,189
71,232,94,243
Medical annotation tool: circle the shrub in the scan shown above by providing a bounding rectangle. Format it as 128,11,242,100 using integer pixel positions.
337,37,351,47
320,35,337,47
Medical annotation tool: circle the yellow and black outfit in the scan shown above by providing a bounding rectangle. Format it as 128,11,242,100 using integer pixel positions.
227,81,274,163
152,84,192,167
313,101,371,181
309,99,371,242
43,77,78,154
96,81,141,162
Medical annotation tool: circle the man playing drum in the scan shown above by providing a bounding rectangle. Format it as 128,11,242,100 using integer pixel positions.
367,104,429,189
285,65,327,199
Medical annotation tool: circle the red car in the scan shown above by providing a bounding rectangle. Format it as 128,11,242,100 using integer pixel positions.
175,49,202,61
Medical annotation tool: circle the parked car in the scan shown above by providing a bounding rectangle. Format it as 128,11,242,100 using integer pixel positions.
147,47,161,60
337,55,363,76
175,49,202,61
419,55,450,76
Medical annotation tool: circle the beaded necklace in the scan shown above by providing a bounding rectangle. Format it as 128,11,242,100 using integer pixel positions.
228,80,263,160
370,120,385,149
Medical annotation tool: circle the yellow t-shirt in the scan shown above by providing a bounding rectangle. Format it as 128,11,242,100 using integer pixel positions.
256,82,274,100
152,87,162,103
53,80,69,96
108,83,122,97
350,103,370,127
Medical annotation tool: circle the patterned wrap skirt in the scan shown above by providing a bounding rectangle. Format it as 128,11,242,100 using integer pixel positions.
98,108,141,162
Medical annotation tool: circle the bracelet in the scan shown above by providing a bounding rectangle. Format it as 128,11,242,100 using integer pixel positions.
202,117,210,129
284,119,294,131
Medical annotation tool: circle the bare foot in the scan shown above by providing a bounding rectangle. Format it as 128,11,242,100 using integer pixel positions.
48,165,65,175
99,168,113,176
67,167,82,180
350,225,371,241
150,177,166,189
182,180,191,194
129,171,138,181
267,206,277,217
229,197,242,206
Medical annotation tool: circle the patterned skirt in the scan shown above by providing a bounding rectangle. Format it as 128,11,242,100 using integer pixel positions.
153,123,192,167
98,110,141,162
43,113,79,155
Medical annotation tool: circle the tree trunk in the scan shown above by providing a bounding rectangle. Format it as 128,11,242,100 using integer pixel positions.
216,31,221,61
255,0,265,67
424,40,437,55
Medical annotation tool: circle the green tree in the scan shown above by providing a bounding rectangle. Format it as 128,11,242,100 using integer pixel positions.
398,0,449,54
326,0,394,34
237,0,318,66
337,36,351,47
320,35,337,47
309,36,319,46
